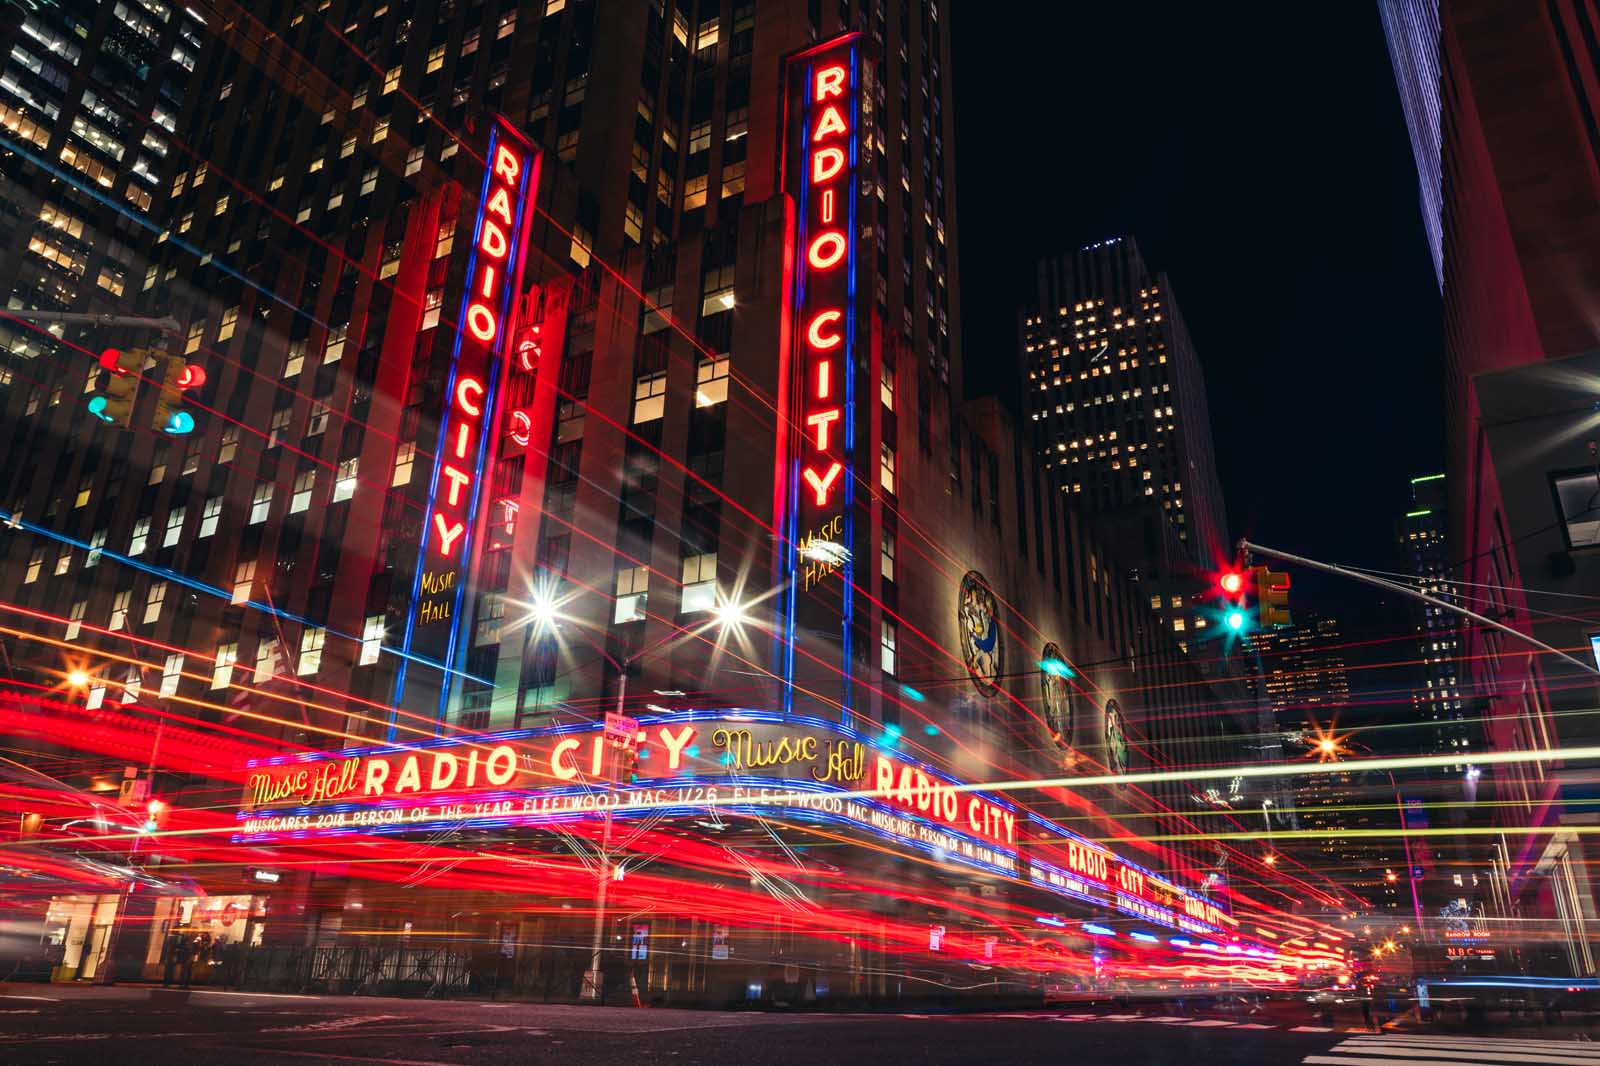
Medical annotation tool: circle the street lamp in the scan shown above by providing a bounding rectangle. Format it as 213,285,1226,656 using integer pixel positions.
546,597,755,1002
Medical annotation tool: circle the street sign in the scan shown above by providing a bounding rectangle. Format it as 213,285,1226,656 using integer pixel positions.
604,712,640,741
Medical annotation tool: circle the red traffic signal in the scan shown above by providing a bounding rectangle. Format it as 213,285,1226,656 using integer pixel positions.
1219,570,1244,596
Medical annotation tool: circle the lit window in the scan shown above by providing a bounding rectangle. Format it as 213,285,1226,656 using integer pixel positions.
211,642,238,689
881,531,896,583
614,566,649,624
392,442,415,486
880,620,897,675
121,668,140,705
642,284,673,334
880,362,895,410
681,553,717,614
284,339,306,378
695,16,719,51
421,288,444,331
360,615,385,666
633,372,666,424
160,653,184,697
249,483,273,524
198,497,222,538
163,506,186,548
426,44,446,73
324,322,348,364
683,174,708,211
219,426,238,464
144,581,168,624
108,589,132,631
86,529,106,568
880,443,897,495
232,559,256,604
66,600,86,641
1172,618,1186,632
129,517,152,556
700,265,735,315
298,628,325,675
23,549,43,584
290,469,315,513
333,457,359,502
255,638,281,680
268,407,291,448
695,356,729,407
383,63,402,93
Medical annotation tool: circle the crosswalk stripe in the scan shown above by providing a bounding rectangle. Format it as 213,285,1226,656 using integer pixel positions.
1330,1039,1600,1065
1293,1025,1337,1032
1305,1049,1478,1056
1236,1023,1277,1029
1181,1019,1236,1027
1353,1035,1600,1054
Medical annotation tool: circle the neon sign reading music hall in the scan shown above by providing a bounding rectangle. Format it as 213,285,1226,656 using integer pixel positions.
392,117,539,730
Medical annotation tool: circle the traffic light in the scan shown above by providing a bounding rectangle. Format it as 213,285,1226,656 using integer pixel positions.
151,354,203,435
1215,567,1251,633
142,798,169,834
87,347,144,426
1255,566,1291,628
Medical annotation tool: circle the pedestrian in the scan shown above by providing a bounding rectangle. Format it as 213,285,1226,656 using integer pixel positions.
161,930,182,987
178,934,196,989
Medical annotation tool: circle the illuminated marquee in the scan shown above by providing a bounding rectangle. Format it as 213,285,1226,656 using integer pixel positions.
392,117,539,727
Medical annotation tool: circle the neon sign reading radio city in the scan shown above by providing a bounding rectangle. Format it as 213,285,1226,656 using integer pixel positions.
797,58,854,510
392,116,538,726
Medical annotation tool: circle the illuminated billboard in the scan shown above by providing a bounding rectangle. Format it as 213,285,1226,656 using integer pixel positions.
390,117,540,734
778,33,864,717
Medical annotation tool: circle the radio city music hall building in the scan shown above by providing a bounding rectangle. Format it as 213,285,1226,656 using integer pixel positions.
0,2,1319,1000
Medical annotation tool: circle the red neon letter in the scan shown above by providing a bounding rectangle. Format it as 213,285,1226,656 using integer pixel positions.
812,146,845,184
486,185,514,225
813,105,847,141
808,230,846,270
455,376,485,417
453,422,472,460
432,512,466,556
815,359,832,399
466,303,497,342
494,144,521,184
815,64,846,102
509,408,531,446
479,262,497,300
440,464,471,506
802,461,844,506
807,309,843,350
479,219,508,259
806,408,841,451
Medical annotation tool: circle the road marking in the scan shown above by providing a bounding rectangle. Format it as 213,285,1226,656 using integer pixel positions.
1353,1035,1600,1054
1099,1013,1143,1020
1293,1025,1336,1032
190,989,321,1000
231,1049,463,1066
1145,1015,1189,1022
1182,1019,1237,1027
1305,1049,1478,1056
0,994,58,1002
1330,1038,1600,1065
1236,1023,1278,1029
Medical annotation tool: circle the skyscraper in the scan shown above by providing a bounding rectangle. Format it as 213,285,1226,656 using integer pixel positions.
1399,473,1470,760
1249,613,1404,912
0,2,201,368
1377,0,1443,288
1020,237,1229,643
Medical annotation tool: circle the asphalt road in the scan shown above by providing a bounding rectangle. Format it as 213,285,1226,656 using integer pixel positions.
0,985,1593,1066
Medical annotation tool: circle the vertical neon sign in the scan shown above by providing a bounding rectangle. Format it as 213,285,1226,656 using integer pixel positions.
390,117,540,737
780,35,862,719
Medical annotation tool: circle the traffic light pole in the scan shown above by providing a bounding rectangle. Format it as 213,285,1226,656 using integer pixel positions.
1,310,182,334
1238,538,1600,677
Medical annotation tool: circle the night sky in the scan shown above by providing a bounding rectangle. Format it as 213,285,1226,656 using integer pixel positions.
950,4,1442,619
